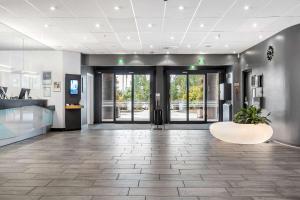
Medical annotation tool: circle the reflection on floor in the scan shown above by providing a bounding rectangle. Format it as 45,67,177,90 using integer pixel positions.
0,129,300,199
89,123,210,130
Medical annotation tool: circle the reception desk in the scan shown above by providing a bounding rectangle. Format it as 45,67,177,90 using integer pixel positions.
0,100,53,147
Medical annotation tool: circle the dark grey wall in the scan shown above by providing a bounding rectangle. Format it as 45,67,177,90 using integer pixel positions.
239,24,300,146
82,54,241,114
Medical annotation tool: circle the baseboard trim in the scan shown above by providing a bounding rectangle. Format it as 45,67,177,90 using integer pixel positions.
272,140,300,149
50,128,65,132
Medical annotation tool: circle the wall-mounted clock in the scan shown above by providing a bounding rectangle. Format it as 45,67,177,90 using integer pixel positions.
267,46,274,61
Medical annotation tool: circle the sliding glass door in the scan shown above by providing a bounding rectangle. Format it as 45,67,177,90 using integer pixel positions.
100,72,151,123
168,72,219,123
170,74,187,121
101,73,114,122
116,74,132,121
134,74,151,121
207,73,219,122
189,74,205,121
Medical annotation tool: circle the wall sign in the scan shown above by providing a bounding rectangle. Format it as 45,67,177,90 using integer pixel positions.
42,71,52,85
267,46,274,61
53,81,61,92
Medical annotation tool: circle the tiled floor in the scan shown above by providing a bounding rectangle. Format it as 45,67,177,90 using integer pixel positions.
0,129,300,200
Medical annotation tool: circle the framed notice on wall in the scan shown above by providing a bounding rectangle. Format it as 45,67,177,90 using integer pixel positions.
42,71,52,85
53,81,61,92
43,86,51,97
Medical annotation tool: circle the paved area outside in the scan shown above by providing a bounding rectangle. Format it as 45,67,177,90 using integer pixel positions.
0,129,300,200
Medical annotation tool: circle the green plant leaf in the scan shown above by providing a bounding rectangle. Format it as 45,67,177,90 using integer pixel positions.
233,106,271,125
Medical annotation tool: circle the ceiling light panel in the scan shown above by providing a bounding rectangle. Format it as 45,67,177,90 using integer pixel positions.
188,18,218,32
195,0,236,18
0,0,43,17
163,19,191,32
180,32,207,45
23,0,73,18
214,18,245,31
61,0,106,18
118,33,139,42
98,0,134,19
239,18,278,32
92,33,118,43
165,0,200,19
133,0,164,18
137,19,162,32
255,0,300,18
108,18,137,32
225,0,269,18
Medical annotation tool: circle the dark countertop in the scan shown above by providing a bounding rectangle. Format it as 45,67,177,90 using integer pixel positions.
0,99,48,110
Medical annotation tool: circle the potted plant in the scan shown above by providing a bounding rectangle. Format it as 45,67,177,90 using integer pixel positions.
233,106,271,125
210,106,273,144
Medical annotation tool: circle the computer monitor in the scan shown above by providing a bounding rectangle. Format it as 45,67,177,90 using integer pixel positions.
0,86,8,99
18,88,30,99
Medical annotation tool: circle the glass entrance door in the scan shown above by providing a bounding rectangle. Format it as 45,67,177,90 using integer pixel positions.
100,72,151,123
134,74,151,121
170,74,187,121
115,74,132,121
168,72,219,123
188,74,205,121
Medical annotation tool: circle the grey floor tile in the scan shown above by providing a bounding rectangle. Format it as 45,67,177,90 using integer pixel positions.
92,197,145,200
147,197,197,200
40,196,92,200
1,179,51,187
94,180,138,187
29,187,129,196
129,187,178,196
139,180,184,187
227,188,280,197
0,187,34,195
48,179,94,187
0,195,41,200
179,188,229,197
183,181,230,188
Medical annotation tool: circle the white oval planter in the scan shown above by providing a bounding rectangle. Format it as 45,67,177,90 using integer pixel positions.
209,122,273,144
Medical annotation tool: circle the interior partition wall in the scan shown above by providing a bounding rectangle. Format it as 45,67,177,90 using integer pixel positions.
166,69,223,123
95,67,155,123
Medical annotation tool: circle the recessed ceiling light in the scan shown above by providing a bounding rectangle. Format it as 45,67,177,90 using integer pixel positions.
147,23,153,28
178,5,184,10
44,24,49,28
215,34,220,40
259,34,263,39
253,23,257,28
187,44,191,48
200,23,204,28
95,23,100,28
114,6,120,10
166,51,170,54
126,36,131,40
170,36,175,40
150,45,153,48
244,5,250,10
49,6,56,11
134,51,137,54
225,44,229,48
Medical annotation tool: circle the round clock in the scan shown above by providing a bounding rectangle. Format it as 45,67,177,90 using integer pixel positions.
267,46,274,61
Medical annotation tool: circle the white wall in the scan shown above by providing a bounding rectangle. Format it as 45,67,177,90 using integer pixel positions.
0,50,81,129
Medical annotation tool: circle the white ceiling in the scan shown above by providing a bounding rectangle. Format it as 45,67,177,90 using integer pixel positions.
0,23,51,50
0,0,300,54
